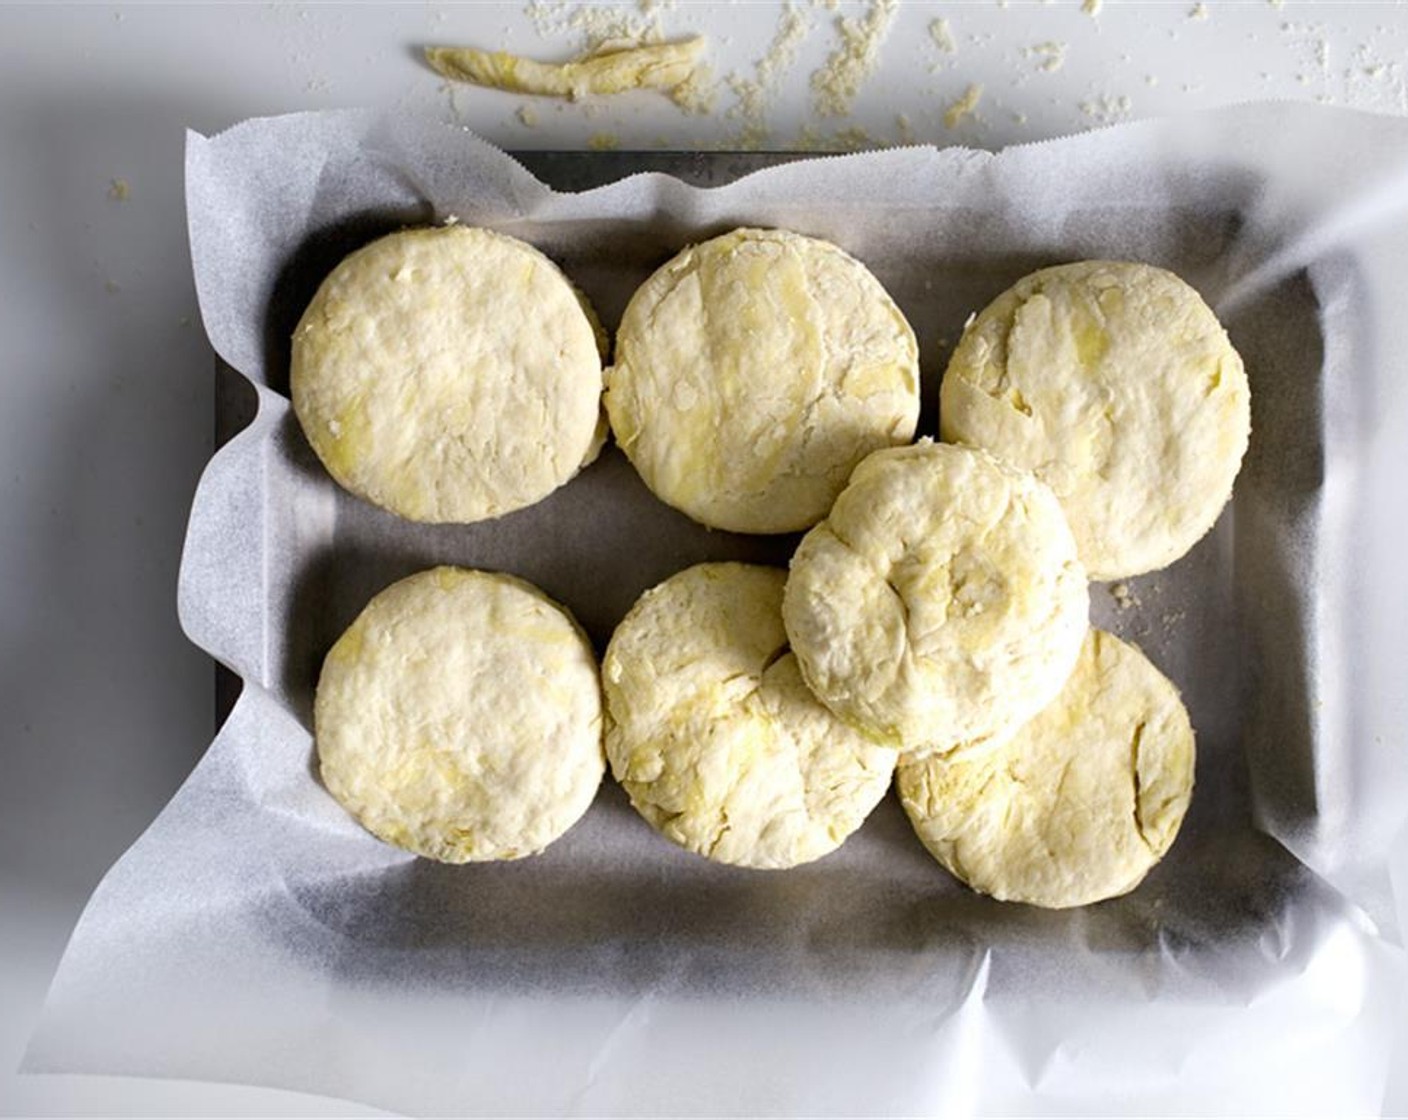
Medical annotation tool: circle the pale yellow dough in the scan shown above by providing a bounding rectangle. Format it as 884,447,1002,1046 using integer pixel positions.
898,629,1195,908
605,227,920,534
425,37,707,107
292,225,605,524
939,260,1251,580
783,439,1088,754
603,563,897,869
315,567,604,862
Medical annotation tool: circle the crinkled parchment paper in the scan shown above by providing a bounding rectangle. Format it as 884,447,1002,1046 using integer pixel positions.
24,105,1408,1115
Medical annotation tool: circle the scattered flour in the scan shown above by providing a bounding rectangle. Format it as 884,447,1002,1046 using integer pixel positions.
1079,93,1133,124
525,0,663,47
810,0,899,117
728,0,811,130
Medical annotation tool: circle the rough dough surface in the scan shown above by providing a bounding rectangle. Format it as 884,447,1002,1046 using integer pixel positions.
783,439,1088,754
605,227,920,534
315,567,604,862
292,225,605,524
603,563,896,869
898,629,1195,908
939,260,1251,580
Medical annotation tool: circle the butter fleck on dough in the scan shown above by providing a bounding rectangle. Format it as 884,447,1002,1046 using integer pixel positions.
425,36,707,107
291,225,606,524
603,563,897,870
315,567,605,863
898,629,1195,908
605,227,919,534
939,260,1251,579
783,439,1089,755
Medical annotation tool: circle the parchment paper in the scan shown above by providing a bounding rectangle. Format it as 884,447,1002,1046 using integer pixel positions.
25,105,1408,1116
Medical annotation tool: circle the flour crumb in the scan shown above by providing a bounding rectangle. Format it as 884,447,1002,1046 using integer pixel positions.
1023,41,1067,72
811,0,899,117
516,104,539,126
1081,0,1103,17
1188,2,1209,20
943,83,983,128
1079,93,1132,124
107,178,130,202
1110,582,1139,610
929,16,957,57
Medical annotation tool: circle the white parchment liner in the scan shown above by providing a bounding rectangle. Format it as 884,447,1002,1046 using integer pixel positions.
24,105,1408,1115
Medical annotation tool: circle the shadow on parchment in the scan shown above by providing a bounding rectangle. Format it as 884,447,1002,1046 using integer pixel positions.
256,801,1311,1002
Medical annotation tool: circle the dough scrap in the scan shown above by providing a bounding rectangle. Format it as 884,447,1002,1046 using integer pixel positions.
292,225,605,524
898,629,1195,908
939,260,1250,579
783,439,1089,754
603,562,897,869
425,37,707,106
315,567,604,862
605,227,920,534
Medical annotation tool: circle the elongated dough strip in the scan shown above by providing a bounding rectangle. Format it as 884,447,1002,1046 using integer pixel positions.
425,37,706,101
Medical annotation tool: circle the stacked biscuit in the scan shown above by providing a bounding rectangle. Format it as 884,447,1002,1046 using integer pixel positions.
295,223,1249,909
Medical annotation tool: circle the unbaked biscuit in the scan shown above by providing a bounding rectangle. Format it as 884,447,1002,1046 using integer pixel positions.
897,629,1195,908
603,562,897,869
604,227,920,534
315,566,604,862
292,225,605,524
783,439,1088,754
939,260,1251,580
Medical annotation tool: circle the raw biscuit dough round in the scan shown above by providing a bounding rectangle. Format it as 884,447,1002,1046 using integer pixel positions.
897,629,1195,908
602,562,897,869
939,260,1251,580
783,439,1089,754
292,225,606,524
604,227,920,534
315,566,604,862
